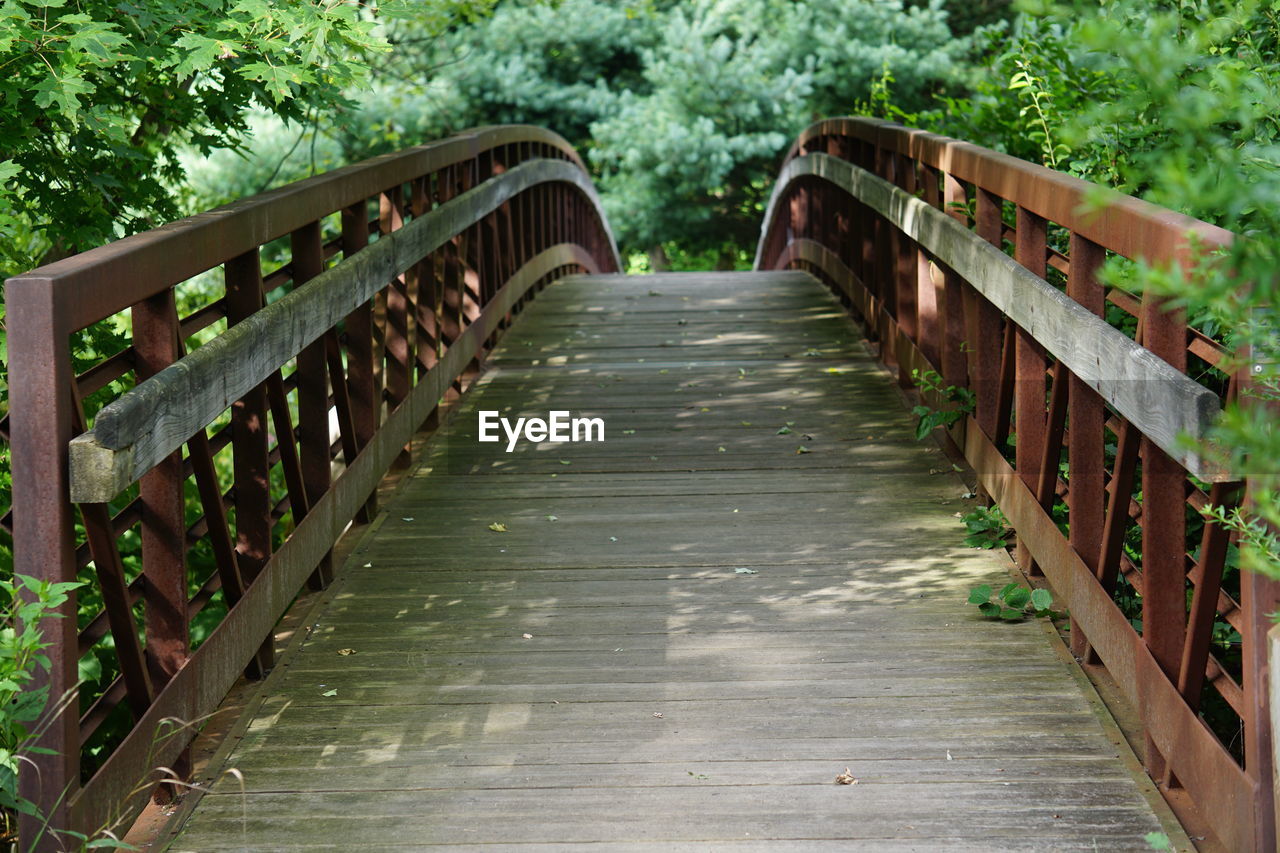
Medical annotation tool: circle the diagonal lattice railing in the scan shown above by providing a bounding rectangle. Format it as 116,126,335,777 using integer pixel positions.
5,125,619,849
757,116,1277,853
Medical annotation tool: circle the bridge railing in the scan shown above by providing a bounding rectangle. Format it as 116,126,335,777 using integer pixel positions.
757,116,1277,853
5,125,619,847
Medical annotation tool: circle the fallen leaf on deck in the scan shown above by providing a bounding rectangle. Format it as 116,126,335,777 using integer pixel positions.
835,768,858,785
559,460,572,465
609,536,618,542
321,689,338,697
487,522,508,533
546,515,558,521
522,633,533,639
622,429,636,435
337,648,356,656
777,425,792,435
648,290,662,296
717,446,726,453
401,517,415,522
796,446,812,454
734,568,758,574
652,712,664,718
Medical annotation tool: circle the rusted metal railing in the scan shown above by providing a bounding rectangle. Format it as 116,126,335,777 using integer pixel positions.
757,116,1278,853
5,126,619,848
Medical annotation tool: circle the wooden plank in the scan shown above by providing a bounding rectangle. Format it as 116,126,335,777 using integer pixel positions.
759,153,1227,481
168,271,1188,852
174,787,1164,848
67,246,601,835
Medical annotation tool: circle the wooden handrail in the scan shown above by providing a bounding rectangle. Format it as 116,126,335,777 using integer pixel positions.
69,159,616,501
759,152,1226,480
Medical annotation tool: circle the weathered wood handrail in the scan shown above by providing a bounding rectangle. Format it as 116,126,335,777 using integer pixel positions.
757,116,1278,853
70,158,611,501
5,125,618,848
759,152,1225,480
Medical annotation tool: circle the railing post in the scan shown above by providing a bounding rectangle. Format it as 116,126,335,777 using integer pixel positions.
8,278,79,850
224,251,274,677
893,151,919,371
1013,207,1049,574
937,174,969,391
916,165,941,368
971,188,1005,440
291,221,334,589
873,141,898,369
133,289,191,797
381,184,411,462
341,200,378,522
1140,292,1188,786
1066,234,1106,661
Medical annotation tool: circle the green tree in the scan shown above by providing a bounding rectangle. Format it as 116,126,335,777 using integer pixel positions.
0,0,403,278
370,0,969,265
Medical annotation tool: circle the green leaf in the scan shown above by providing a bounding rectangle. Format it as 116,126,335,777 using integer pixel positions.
967,585,992,605
240,61,308,103
63,15,131,62
32,69,95,121
0,161,19,185
1143,832,1172,851
1030,588,1054,611
997,583,1019,599
999,608,1025,621
169,32,225,78
1002,586,1031,609
977,602,1001,618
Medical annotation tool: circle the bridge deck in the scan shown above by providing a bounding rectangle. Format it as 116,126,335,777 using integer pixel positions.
168,272,1184,850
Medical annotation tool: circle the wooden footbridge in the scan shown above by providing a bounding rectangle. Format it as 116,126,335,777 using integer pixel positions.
5,120,1277,851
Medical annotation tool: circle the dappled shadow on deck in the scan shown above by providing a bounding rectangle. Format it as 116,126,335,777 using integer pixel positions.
168,272,1182,851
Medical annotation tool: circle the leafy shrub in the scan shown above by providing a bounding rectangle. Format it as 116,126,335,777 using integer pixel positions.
0,576,80,834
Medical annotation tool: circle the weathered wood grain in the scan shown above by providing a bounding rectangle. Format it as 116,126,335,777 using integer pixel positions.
759,153,1227,481
69,158,617,501
169,271,1187,852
